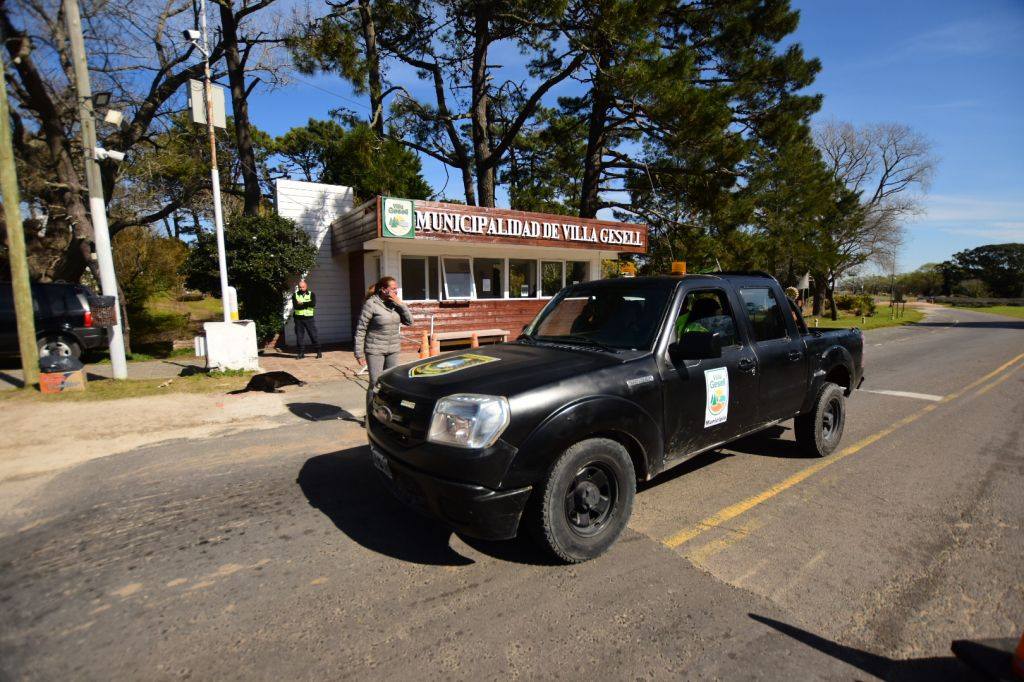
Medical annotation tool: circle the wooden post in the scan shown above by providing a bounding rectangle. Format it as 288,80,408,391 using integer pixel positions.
0,46,40,389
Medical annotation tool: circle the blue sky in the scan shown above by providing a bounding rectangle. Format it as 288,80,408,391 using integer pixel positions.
248,0,1024,272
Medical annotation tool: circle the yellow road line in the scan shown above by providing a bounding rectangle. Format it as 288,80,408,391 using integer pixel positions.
662,351,1024,549
971,360,1023,398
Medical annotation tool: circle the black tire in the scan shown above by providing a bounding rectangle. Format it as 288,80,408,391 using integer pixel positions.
37,334,81,361
795,382,846,457
530,438,636,563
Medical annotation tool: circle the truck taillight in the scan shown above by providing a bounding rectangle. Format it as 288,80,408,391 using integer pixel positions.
84,310,93,328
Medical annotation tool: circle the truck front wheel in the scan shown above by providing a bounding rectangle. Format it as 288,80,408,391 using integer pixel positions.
795,382,846,457
530,438,636,563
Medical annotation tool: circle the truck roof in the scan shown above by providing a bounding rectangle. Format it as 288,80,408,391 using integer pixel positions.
579,272,777,289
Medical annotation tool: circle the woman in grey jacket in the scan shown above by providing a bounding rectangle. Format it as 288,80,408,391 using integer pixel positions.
354,276,414,387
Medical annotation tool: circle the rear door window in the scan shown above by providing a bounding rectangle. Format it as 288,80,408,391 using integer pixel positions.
739,287,788,342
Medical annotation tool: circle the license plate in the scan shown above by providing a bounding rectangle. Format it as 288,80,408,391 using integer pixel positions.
371,447,393,480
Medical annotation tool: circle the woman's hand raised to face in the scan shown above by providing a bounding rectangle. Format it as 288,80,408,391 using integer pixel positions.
384,282,403,306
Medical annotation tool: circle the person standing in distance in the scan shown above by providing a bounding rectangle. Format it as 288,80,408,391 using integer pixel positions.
354,276,413,389
292,279,322,359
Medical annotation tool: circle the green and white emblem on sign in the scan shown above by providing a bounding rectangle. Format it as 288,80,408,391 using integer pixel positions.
382,197,415,238
408,353,499,378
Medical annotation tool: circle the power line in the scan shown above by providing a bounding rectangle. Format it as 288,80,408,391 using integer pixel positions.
286,74,370,111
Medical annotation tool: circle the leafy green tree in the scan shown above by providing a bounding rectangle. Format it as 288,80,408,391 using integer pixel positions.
940,244,1024,298
290,0,585,206
273,119,347,182
273,121,431,202
183,213,317,342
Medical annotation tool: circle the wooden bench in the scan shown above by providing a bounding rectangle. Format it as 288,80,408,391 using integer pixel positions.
432,328,510,349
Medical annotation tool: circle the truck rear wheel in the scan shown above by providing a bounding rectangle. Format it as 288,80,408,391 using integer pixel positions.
795,382,846,457
530,438,635,563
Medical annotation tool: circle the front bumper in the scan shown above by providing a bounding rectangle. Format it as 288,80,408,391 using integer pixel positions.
368,437,532,541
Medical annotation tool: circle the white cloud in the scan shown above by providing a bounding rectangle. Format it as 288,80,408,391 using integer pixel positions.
914,194,1024,224
937,226,1024,240
902,17,1024,57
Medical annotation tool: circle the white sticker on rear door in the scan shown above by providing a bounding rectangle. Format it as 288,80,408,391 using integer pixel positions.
704,367,729,427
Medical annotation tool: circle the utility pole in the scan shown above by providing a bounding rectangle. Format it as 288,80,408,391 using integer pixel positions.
62,0,128,379
197,0,231,323
0,44,40,388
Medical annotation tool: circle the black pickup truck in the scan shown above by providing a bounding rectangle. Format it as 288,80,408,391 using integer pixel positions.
368,273,864,562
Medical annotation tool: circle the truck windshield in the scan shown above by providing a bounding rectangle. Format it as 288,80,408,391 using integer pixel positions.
523,283,673,351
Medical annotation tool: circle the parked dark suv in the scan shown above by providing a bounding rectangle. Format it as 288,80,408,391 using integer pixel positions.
0,282,109,360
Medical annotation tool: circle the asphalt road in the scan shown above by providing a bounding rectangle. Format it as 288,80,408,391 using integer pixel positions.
2,306,1022,680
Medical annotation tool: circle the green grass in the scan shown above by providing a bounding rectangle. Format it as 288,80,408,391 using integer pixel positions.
147,293,223,321
944,305,1024,319
809,306,924,331
0,371,253,402
90,293,224,363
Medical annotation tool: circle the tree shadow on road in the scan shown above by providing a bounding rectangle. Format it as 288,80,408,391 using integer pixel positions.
749,614,972,681
297,448,558,567
914,319,1024,330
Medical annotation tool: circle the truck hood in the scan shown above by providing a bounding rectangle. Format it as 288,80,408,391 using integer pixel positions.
379,342,624,401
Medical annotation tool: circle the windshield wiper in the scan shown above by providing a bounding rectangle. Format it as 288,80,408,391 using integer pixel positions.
532,335,621,353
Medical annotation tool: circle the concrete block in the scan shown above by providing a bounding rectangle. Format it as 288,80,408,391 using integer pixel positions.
203,320,261,372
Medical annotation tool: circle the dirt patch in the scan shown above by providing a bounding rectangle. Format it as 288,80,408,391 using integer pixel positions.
0,391,293,483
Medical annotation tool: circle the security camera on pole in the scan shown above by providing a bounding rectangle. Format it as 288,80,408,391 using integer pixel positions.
183,8,259,371
62,0,129,379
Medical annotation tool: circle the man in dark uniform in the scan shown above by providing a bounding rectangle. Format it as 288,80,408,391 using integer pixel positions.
292,279,322,359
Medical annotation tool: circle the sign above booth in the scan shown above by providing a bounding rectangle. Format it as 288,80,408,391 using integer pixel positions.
376,198,647,254
381,197,415,239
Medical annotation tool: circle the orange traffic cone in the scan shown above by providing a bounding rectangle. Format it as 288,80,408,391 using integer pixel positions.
418,330,429,359
470,331,479,349
1013,630,1024,679
429,337,441,357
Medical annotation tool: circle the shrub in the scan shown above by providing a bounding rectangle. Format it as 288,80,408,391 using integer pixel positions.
113,226,188,313
953,278,991,298
183,212,316,343
834,293,876,317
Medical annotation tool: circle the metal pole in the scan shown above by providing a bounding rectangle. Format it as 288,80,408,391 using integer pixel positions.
199,0,231,323
0,45,40,388
63,0,128,379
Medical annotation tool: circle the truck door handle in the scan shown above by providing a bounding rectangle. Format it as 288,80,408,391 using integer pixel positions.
738,358,756,374
787,351,802,362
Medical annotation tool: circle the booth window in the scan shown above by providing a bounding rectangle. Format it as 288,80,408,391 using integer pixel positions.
400,256,439,300
401,256,427,300
426,256,439,299
567,261,588,285
541,261,563,296
442,257,473,299
509,259,537,298
473,258,503,299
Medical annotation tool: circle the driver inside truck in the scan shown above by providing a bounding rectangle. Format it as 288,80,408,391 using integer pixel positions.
675,295,720,339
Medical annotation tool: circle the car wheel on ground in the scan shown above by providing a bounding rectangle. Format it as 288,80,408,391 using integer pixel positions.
38,335,81,361
795,381,846,457
530,437,636,563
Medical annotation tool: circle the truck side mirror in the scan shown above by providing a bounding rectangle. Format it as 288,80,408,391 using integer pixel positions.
668,332,722,362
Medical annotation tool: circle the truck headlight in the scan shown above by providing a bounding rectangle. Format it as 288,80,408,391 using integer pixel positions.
427,394,511,449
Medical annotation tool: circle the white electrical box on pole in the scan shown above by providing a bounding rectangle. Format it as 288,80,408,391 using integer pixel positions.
62,0,128,379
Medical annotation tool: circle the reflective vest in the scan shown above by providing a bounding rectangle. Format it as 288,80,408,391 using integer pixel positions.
294,291,315,317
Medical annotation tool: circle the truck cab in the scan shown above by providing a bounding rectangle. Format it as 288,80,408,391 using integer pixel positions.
368,273,864,562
